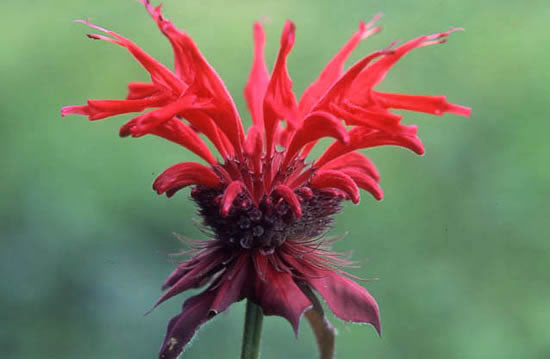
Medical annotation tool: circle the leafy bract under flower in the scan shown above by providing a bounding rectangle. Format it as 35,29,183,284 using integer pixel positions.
62,1,470,358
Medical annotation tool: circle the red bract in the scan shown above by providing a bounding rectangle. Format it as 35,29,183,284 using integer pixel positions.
62,1,470,358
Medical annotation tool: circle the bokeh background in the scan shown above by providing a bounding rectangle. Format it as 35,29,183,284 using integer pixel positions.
2,0,549,358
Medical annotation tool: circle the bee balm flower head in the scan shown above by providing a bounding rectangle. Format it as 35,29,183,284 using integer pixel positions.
62,1,470,358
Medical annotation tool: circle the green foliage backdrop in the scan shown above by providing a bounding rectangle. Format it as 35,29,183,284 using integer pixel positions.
2,0,549,358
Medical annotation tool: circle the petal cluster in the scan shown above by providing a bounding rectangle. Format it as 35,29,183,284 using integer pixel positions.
61,1,470,358
62,1,469,206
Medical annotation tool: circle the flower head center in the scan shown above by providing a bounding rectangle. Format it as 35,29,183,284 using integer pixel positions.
192,185,344,252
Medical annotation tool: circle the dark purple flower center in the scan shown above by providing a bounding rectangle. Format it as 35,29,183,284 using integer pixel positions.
192,186,343,252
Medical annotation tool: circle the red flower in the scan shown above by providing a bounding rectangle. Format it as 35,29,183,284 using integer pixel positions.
62,1,470,358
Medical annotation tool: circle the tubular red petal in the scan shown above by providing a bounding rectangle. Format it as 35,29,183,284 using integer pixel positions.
121,95,237,160
126,82,162,100
140,2,245,158
283,111,349,169
244,22,270,128
221,181,244,216
75,19,184,95
121,117,216,164
263,20,298,158
307,270,381,335
253,254,312,335
245,125,264,176
313,48,390,112
329,101,408,134
61,104,110,122
153,162,221,197
154,120,216,165
62,95,177,125
183,111,233,159
311,170,360,204
298,49,389,159
128,96,197,136
299,15,381,116
315,127,424,168
296,186,313,198
245,125,264,158
354,37,425,92
372,91,471,117
273,185,302,217
87,97,168,113
218,127,236,158
278,126,295,148
61,105,89,117
212,164,233,185
140,0,188,81
71,96,170,121
183,70,245,159
159,290,217,359
322,152,380,182
340,168,384,200
352,28,463,93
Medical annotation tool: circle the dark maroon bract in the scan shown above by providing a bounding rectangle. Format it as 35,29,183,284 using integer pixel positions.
62,1,470,358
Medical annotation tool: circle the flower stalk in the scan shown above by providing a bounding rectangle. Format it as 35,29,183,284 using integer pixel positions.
241,300,264,359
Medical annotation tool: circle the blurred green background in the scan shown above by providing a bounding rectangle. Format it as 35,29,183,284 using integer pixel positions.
2,0,549,358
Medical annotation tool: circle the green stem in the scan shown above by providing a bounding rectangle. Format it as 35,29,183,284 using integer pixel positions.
240,300,264,359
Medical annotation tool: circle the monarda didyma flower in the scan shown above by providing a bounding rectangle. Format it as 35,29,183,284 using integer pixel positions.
62,1,470,358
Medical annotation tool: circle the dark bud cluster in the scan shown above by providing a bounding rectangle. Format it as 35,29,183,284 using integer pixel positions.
191,186,344,252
